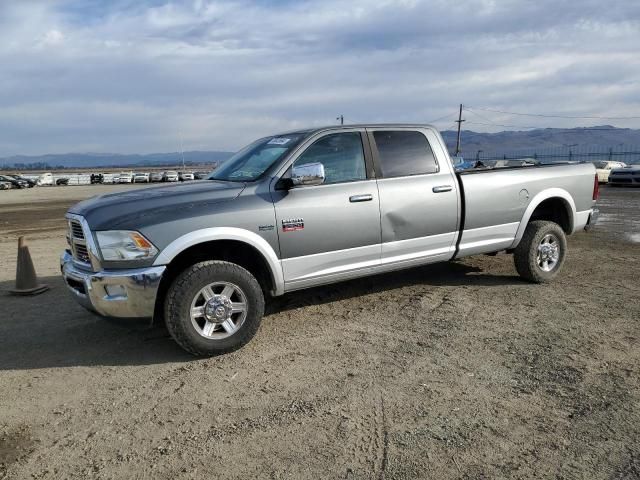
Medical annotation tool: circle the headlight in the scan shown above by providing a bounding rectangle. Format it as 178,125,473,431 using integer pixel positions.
95,231,158,261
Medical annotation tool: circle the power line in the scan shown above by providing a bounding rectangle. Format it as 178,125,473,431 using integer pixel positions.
466,121,541,129
465,106,640,120
439,123,458,132
427,112,458,124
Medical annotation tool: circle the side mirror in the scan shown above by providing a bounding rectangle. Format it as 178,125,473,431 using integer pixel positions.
291,162,325,187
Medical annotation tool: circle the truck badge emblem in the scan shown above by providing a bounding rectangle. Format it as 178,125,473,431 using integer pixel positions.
282,218,304,232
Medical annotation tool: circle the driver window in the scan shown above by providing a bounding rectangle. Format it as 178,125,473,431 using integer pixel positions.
293,132,366,184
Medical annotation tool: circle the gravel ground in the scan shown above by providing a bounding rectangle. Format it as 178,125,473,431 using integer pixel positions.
0,184,638,479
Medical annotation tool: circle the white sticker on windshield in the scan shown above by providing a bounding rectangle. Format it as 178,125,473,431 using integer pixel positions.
268,137,291,145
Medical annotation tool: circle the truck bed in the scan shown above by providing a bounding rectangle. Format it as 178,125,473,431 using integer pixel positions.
455,162,596,257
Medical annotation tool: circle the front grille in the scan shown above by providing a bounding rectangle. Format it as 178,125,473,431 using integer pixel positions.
75,244,90,263
70,221,85,239
67,217,92,268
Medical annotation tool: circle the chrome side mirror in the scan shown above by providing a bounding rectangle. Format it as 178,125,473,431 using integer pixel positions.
291,162,325,186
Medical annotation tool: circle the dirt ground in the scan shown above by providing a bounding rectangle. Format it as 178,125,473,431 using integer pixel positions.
0,184,638,479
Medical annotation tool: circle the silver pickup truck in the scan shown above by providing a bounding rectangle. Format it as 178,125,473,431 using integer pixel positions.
61,125,599,355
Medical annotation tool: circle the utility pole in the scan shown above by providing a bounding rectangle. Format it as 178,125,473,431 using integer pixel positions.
179,131,186,171
454,104,465,156
336,115,344,125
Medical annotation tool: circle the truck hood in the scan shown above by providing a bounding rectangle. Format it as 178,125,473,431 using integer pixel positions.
69,180,245,230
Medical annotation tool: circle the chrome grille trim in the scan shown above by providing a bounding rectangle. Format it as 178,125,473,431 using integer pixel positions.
65,214,101,271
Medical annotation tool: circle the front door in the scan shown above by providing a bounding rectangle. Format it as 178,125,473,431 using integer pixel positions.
271,130,381,290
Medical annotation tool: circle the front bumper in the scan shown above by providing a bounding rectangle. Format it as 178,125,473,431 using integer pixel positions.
60,250,166,318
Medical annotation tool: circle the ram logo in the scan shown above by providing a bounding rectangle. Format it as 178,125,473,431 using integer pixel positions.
282,218,304,232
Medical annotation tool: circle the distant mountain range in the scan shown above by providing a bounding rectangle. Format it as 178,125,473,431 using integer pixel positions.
440,125,640,158
2,126,640,169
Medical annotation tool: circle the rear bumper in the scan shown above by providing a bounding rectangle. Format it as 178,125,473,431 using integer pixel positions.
584,208,599,232
60,250,166,318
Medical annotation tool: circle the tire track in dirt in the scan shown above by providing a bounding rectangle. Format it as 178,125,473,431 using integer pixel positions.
341,391,389,479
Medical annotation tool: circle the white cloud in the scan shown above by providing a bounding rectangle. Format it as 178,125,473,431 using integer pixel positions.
41,29,64,45
0,0,639,155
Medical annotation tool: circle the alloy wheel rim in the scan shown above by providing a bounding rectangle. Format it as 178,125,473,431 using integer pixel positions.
190,281,248,339
536,233,560,272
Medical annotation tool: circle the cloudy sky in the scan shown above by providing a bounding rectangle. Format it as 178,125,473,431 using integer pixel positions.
1,0,639,155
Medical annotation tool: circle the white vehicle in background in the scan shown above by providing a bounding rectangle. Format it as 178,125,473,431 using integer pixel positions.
608,165,640,187
36,172,54,186
594,161,626,183
179,171,194,181
150,171,164,182
163,170,179,182
118,172,134,183
133,172,150,183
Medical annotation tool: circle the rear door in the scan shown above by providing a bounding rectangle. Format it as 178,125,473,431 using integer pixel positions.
367,127,459,266
271,129,382,290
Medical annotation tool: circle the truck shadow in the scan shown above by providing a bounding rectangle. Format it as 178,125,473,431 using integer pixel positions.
268,260,523,314
0,276,191,371
0,262,521,370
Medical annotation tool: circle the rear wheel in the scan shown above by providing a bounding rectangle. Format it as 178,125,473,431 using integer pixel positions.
514,220,567,283
165,261,264,356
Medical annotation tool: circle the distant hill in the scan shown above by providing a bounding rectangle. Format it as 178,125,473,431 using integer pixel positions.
0,150,233,170
2,126,640,169
440,125,640,158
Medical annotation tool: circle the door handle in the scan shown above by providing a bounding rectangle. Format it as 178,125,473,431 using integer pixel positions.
432,185,453,193
349,194,373,203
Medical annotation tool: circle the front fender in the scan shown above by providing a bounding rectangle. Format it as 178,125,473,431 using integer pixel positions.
152,227,285,296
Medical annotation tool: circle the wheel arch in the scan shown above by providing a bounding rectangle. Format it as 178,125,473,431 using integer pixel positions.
511,188,576,249
153,228,284,297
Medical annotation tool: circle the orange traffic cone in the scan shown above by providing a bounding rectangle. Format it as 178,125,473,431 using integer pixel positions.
9,236,49,296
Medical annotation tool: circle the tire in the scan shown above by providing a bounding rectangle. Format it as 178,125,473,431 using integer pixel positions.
513,220,567,283
164,260,264,356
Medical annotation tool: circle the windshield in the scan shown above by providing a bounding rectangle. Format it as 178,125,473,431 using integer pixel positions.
594,161,608,169
209,134,305,182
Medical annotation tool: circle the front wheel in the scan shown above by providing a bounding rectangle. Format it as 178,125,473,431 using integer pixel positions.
165,261,265,356
513,220,567,283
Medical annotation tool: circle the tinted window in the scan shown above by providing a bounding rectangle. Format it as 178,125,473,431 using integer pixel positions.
373,130,438,177
293,132,366,184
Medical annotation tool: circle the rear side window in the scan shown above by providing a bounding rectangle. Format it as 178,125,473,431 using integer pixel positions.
373,130,438,177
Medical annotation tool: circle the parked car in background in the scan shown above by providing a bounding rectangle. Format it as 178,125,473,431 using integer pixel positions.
193,171,210,180
10,175,36,187
91,173,104,184
594,161,626,183
608,165,640,187
37,173,54,186
118,172,134,183
491,158,538,168
0,181,11,190
56,177,70,186
179,172,194,181
134,172,150,183
163,171,179,182
0,174,28,188
150,172,164,182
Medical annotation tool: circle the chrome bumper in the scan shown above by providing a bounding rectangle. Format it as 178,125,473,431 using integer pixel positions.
585,208,599,232
60,250,166,318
